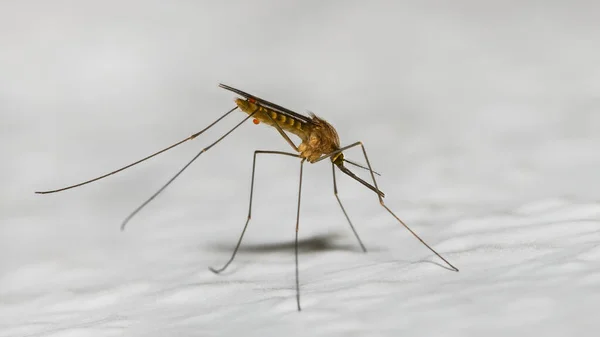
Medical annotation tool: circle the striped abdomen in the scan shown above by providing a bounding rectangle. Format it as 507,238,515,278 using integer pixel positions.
235,98,310,141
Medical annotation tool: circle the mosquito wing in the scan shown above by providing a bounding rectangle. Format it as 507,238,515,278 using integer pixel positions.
219,83,314,125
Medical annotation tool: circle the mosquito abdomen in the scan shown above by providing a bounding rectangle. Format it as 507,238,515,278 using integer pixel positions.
236,98,308,139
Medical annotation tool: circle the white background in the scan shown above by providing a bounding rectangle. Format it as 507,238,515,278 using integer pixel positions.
1,1,599,336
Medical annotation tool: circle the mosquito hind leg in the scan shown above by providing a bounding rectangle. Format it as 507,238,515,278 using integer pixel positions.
209,150,301,274
331,163,367,252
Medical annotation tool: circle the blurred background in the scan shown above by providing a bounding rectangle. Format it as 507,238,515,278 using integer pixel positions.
1,1,599,336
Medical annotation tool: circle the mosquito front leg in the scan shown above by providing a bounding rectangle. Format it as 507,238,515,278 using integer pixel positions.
209,150,301,274
332,163,367,252
317,142,459,272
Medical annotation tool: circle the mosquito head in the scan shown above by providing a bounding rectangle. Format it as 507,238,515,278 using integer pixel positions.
331,152,344,165
334,159,385,198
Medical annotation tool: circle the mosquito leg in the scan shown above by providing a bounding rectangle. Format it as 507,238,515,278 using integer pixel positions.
209,151,301,274
35,106,239,195
120,108,258,230
332,163,367,253
319,142,459,272
295,158,306,311
356,142,457,271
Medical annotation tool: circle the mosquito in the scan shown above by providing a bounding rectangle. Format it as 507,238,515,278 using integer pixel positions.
36,83,458,311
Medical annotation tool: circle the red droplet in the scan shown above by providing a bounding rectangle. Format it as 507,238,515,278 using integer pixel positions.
248,97,257,104
253,118,260,125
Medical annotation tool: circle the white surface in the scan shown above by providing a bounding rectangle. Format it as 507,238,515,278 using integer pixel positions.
1,1,600,336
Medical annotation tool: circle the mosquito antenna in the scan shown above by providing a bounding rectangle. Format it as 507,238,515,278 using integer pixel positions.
120,109,257,230
35,106,238,194
343,159,381,176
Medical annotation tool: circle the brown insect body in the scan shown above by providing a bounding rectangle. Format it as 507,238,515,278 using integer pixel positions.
235,98,344,164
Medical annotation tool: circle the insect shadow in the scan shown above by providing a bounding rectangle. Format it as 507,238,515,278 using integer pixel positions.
210,232,384,254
